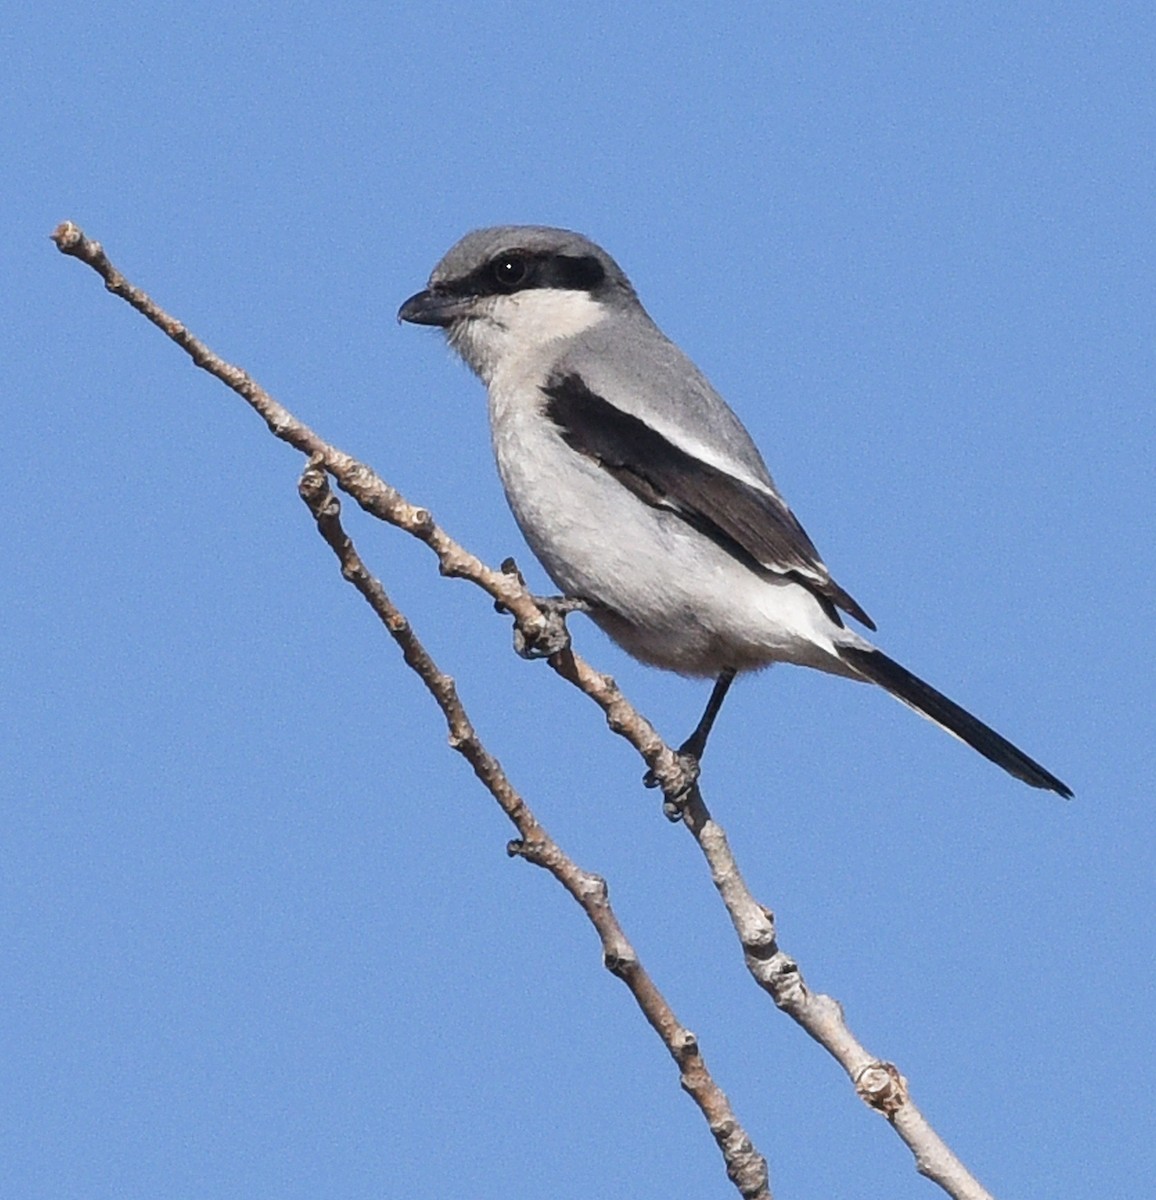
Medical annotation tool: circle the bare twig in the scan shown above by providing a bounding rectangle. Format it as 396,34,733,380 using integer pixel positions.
676,788,994,1199
297,462,769,1198
53,221,997,1200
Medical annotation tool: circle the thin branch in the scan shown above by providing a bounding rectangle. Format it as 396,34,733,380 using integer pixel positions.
297,462,769,1199
53,221,997,1200
676,787,994,1199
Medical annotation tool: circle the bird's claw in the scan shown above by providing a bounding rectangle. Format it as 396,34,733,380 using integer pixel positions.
643,749,702,818
512,598,584,659
495,561,589,659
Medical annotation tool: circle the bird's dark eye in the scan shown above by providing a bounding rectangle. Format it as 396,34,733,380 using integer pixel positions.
491,254,530,290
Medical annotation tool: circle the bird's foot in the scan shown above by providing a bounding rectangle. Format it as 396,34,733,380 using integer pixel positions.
643,747,702,820
643,670,734,814
496,558,589,659
512,595,588,658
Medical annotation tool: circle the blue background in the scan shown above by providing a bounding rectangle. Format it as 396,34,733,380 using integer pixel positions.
5,5,1152,1197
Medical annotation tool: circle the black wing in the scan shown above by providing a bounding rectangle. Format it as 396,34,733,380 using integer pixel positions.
541,372,874,630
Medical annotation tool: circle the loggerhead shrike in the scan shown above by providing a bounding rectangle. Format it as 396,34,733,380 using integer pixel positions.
399,226,1071,797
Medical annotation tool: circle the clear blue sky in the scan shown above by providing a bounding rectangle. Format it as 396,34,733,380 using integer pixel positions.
5,5,1153,1197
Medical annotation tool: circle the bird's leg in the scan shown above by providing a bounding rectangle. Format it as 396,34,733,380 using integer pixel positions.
644,669,737,802
679,669,737,762
496,557,589,658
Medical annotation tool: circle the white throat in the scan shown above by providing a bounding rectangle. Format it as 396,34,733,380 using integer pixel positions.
447,288,609,385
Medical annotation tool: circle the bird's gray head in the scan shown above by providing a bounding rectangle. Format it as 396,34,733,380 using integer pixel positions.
398,226,639,384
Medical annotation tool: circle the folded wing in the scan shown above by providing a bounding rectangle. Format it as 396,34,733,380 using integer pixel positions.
542,372,875,630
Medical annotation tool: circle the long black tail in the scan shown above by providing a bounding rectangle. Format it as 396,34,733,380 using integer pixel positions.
838,644,1072,797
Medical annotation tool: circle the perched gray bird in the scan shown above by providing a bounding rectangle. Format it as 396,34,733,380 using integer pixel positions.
399,226,1070,797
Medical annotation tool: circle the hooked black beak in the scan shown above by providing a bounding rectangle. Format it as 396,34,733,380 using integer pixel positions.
397,288,471,327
